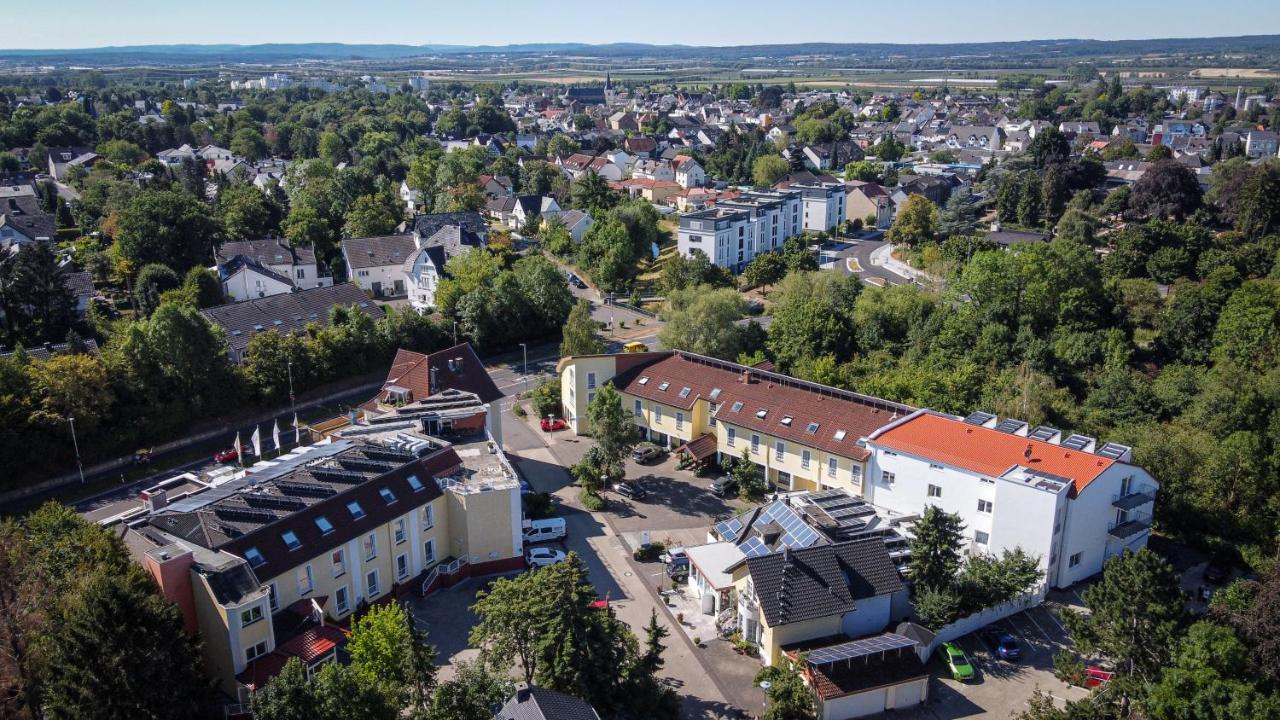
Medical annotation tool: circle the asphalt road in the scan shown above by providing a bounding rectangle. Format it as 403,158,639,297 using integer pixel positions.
829,232,912,286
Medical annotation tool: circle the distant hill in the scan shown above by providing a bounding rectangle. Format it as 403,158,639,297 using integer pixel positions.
2,36,1279,66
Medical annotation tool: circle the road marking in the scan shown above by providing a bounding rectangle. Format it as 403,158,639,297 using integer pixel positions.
1022,608,1053,644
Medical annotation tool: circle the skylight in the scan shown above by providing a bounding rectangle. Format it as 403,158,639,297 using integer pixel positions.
834,429,848,441
678,387,691,398
638,377,649,385
658,382,670,391
347,500,365,520
780,416,793,426
756,409,768,419
709,388,722,400
314,516,334,534
806,422,819,434
244,547,265,567
281,530,301,550
379,487,397,504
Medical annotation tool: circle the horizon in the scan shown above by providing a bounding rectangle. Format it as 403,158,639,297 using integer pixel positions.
9,0,1280,50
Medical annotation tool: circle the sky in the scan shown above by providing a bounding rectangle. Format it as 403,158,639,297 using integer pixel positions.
8,0,1280,49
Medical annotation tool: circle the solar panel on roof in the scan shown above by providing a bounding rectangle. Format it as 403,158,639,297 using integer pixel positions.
963,411,995,426
1061,434,1093,451
740,537,769,558
806,634,916,665
1028,425,1059,441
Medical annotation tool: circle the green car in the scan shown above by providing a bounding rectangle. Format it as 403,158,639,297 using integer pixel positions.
943,642,975,682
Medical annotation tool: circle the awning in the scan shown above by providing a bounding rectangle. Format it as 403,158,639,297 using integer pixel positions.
676,433,718,462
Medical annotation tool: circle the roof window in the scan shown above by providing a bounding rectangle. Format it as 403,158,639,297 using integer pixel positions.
244,547,265,567
314,516,334,534
347,501,365,520
281,530,301,550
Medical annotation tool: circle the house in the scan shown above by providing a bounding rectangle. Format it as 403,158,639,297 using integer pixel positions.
478,174,516,198
511,195,560,229
201,283,384,363
342,235,417,298
0,192,55,247
892,175,953,207
945,126,1003,151
121,412,523,705
45,146,98,181
542,209,594,243
217,238,331,301
623,136,658,157
737,539,906,665
0,337,99,361
788,181,847,232
558,154,623,182
399,180,423,212
672,155,706,189
865,410,1158,588
845,181,893,229
360,343,505,445
677,190,803,272
60,269,95,317
802,633,930,719
631,158,675,182
494,685,601,720
1245,130,1280,159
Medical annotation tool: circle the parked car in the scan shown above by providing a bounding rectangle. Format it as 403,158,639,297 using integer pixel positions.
631,443,664,464
526,547,567,568
214,447,240,463
943,642,976,682
613,481,647,500
566,272,587,289
710,475,738,497
984,630,1021,661
523,517,567,544
660,546,687,565
1085,665,1114,688
540,416,568,432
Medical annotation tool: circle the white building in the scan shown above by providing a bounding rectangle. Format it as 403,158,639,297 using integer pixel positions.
676,189,802,272
864,410,1157,589
216,239,331,302
791,181,847,232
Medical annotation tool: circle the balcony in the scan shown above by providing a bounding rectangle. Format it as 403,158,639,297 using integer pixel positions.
1112,485,1156,511
1108,512,1152,540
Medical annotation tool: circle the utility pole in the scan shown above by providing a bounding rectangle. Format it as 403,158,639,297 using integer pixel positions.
68,416,85,484
519,342,528,395
608,292,615,337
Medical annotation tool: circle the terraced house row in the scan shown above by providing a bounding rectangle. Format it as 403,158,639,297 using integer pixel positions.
558,351,1159,589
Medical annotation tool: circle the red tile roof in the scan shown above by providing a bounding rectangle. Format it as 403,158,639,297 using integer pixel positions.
236,623,350,690
375,344,503,405
872,412,1114,495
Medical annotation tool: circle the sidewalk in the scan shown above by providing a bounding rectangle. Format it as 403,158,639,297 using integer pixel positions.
870,243,941,285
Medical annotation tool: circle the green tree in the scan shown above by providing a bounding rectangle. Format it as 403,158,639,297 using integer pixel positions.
231,126,269,162
0,240,77,347
908,505,965,591
250,658,318,720
885,194,939,248
347,602,437,712
756,663,816,720
939,188,980,238
1063,548,1185,681
571,171,619,213
1131,159,1202,220
1145,621,1280,720
753,154,791,187
115,188,223,272
766,271,861,370
661,251,734,294
343,193,400,238
181,266,225,308
132,262,181,318
742,251,787,291
585,384,637,479
1027,128,1071,167
427,661,512,720
658,286,748,360
560,299,604,358
217,183,279,241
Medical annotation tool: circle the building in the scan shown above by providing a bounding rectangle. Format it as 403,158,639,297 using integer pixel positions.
542,209,594,243
802,633,930,719
0,190,55,247
201,283,384,363
216,238,331,302
342,235,417,298
361,344,505,446
789,181,847,232
865,410,1158,588
45,146,97,181
844,181,893,229
493,684,601,720
676,190,803,272
1245,130,1280,159
672,155,706,189
120,416,523,705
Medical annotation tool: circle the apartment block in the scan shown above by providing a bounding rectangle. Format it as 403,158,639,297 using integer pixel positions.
790,180,847,232
676,190,803,272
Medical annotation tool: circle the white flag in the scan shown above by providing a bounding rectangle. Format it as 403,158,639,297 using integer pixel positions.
272,419,281,451
233,432,242,461
293,413,301,444
251,426,261,458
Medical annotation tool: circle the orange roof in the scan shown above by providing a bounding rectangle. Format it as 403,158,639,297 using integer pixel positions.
872,413,1113,495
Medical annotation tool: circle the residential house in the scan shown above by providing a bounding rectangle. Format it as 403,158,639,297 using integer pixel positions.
558,154,623,182
0,191,55,247
0,337,99,361
343,235,417,298
399,180,423,212
494,685,601,720
789,181,847,232
511,195,561,229
1245,130,1280,159
542,209,594,243
401,213,489,311
802,633,930,719
623,136,658,157
945,126,1003,151
845,181,893,229
201,283,384,363
672,155,706,189
360,343,505,445
46,146,98,181
631,159,675,182
217,239,331,302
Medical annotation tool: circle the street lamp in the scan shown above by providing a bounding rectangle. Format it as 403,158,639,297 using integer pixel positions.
519,342,528,395
608,292,615,336
68,416,85,484
452,320,458,345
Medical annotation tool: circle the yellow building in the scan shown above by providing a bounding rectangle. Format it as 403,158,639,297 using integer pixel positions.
126,426,522,706
558,351,913,495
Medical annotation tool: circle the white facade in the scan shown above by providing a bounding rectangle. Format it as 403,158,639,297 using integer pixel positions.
404,249,444,311
222,265,295,302
792,182,847,232
674,158,706,189
676,190,803,272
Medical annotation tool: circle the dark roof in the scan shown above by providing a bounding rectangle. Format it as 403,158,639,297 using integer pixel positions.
494,685,601,720
61,270,94,299
217,238,316,266
220,255,295,287
412,212,488,241
201,283,384,358
985,230,1050,247
198,556,262,605
745,539,904,627
0,337,99,360
0,195,55,241
374,344,503,405
342,234,417,270
423,225,486,257
154,442,459,583
805,639,927,700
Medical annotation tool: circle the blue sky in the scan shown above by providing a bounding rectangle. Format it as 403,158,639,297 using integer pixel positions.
10,0,1280,49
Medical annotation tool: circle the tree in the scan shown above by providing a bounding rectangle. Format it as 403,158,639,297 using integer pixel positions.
181,266,225,308
1027,128,1071,167
347,602,436,712
885,194,939,248
231,126,269,162
742,252,787,291
1131,159,1202,220
560,299,604,358
1063,548,1185,681
0,240,76,347
766,271,861,371
756,663,816,720
1145,621,1280,720
513,255,573,335
571,171,619,213
344,193,400,238
115,189,222,272
731,448,766,499
250,658,319,720
427,661,512,720
908,506,965,591
658,286,748,360
469,570,544,685
585,384,637,479
845,160,883,183
217,183,279,241
939,188,980,237
661,251,734,294
753,154,791,187
133,262,181,317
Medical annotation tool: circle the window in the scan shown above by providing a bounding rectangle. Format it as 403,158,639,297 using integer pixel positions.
751,434,760,453
731,401,744,413
882,471,895,486
296,268,306,279
727,427,736,447
347,500,366,520
927,484,942,498
366,570,380,597
281,530,301,551
827,457,838,478
806,422,819,434
634,399,643,417
240,605,263,627
246,641,269,663
314,515,334,534
587,372,597,390
587,392,595,405
851,465,863,483
331,548,346,577
244,547,265,568
780,416,792,426
658,381,669,391
756,409,768,419
977,499,993,513
675,412,684,431
424,539,436,565
975,531,990,545
296,565,314,595
335,586,349,615
1069,552,1082,568
364,532,377,561
395,518,407,545
929,463,945,471
801,450,811,470
421,505,434,529
708,403,718,426
407,474,424,492
678,387,691,398
396,554,409,580
775,441,785,461
379,487,398,505
638,376,649,385
653,406,662,422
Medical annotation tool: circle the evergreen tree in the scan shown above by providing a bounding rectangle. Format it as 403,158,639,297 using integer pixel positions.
907,506,966,591
0,240,77,347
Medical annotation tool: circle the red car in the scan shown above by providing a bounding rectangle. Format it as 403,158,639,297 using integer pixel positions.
540,416,568,432
214,447,240,463
1085,665,1114,688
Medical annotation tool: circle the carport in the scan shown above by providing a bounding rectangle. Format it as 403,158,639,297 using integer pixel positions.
674,433,718,470
799,633,930,720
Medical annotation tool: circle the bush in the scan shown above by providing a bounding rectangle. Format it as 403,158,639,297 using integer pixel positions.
913,586,964,629
523,492,554,520
513,403,527,418
579,489,605,511
633,541,666,562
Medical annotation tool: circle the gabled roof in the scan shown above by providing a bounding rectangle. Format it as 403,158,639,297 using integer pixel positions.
342,234,416,270
201,283,384,357
745,539,904,627
217,238,315,266
376,344,503,405
412,212,488,241
495,685,601,720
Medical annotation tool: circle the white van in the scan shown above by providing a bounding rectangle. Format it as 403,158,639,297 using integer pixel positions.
523,517,567,544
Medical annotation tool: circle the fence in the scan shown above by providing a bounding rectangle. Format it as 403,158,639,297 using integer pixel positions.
604,296,659,319
921,583,1048,660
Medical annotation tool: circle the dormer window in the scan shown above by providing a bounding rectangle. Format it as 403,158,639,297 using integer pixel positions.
407,474,424,492
347,501,365,520
379,487,397,505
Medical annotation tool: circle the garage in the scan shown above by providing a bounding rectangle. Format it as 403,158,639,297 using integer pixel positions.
822,688,886,720
802,633,930,720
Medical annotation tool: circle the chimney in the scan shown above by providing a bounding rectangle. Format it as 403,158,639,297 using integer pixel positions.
515,683,531,703
429,366,439,390
454,356,463,372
